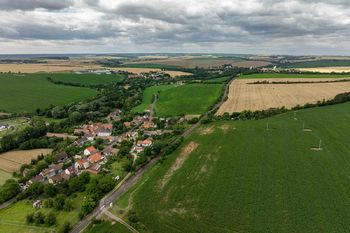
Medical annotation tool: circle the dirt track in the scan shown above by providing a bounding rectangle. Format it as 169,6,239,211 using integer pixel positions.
217,79,350,114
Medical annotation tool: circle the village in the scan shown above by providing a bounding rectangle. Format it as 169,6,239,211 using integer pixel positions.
24,108,175,190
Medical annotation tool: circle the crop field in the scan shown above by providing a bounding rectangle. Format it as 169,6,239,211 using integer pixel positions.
112,67,191,77
217,78,350,114
239,73,350,79
298,67,350,73
284,59,350,68
49,73,125,85
125,57,270,68
156,84,223,117
132,85,176,113
0,74,97,113
0,149,53,172
0,62,101,73
121,102,350,232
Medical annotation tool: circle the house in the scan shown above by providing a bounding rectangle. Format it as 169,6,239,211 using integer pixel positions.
75,137,89,146
124,122,132,128
102,147,118,156
131,146,144,154
88,153,103,164
49,174,64,184
97,128,112,137
75,159,90,170
0,124,7,131
86,133,95,141
87,163,101,175
64,166,76,176
46,133,68,140
29,174,44,184
142,121,155,129
56,151,69,163
40,164,63,179
84,146,97,156
137,138,153,147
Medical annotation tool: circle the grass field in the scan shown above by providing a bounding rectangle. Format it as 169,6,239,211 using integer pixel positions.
121,102,350,233
240,73,350,79
0,74,97,113
203,76,231,83
132,85,176,113
0,169,12,185
85,221,131,233
284,59,350,68
49,73,125,85
156,84,223,117
0,117,30,138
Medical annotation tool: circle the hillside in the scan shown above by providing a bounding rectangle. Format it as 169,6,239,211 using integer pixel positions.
116,102,350,233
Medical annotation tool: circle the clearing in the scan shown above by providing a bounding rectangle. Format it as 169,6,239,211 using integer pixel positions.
156,84,223,117
0,74,97,113
0,149,53,172
121,102,350,233
217,77,350,114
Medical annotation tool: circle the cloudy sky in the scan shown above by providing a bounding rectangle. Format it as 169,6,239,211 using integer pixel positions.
0,0,350,55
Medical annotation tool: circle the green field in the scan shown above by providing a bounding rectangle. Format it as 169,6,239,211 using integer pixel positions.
0,74,97,113
203,76,231,83
132,85,176,113
0,169,12,185
122,102,350,232
0,117,30,138
156,84,223,116
85,221,131,233
49,73,124,85
240,73,350,79
284,60,350,68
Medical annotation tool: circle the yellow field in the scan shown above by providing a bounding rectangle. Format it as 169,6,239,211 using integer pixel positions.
0,149,53,172
112,67,191,77
298,67,350,73
217,79,350,114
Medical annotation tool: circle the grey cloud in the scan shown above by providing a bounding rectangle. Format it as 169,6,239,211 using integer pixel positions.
0,0,73,11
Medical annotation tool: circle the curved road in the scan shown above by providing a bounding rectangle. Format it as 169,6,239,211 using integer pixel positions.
70,77,234,233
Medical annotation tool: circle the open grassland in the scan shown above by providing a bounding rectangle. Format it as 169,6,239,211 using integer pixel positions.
156,84,223,117
132,85,176,113
0,169,12,185
112,67,191,77
125,57,270,68
284,59,350,68
218,78,350,114
298,67,350,73
203,76,231,83
240,73,350,79
0,74,97,113
123,102,350,233
0,149,53,172
0,197,80,233
49,73,125,85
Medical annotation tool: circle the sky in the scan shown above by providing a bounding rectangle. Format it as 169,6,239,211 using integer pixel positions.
0,0,350,55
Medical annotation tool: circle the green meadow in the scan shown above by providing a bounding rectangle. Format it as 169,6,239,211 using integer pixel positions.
240,73,350,79
0,74,97,113
156,84,223,116
0,169,12,185
132,85,176,113
121,102,350,233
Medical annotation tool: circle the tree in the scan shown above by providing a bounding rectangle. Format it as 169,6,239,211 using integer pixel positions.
26,213,34,224
53,194,66,211
33,211,45,225
45,211,57,226
43,184,57,198
59,221,72,233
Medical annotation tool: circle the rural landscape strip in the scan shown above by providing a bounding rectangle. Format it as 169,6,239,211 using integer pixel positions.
70,76,234,233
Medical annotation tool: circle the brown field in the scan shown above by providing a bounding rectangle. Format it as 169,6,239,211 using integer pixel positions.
0,149,53,172
0,62,101,73
217,78,350,114
111,67,191,77
298,67,350,73
126,58,270,68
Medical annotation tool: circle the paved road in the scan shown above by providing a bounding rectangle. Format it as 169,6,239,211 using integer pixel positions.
70,76,234,233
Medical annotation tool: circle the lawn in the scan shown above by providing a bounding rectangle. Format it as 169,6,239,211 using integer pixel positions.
0,169,12,185
49,73,125,86
0,74,97,113
156,84,223,117
85,221,131,233
124,102,350,233
240,73,350,79
132,85,176,113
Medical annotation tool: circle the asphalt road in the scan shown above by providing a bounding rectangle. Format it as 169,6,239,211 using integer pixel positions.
70,77,234,233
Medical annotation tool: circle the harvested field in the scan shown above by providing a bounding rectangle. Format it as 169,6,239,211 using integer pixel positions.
298,67,350,73
0,63,101,73
217,78,350,114
0,149,53,172
112,67,191,77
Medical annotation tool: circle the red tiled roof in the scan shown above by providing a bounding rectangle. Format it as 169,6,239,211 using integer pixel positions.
88,153,103,163
85,146,96,153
